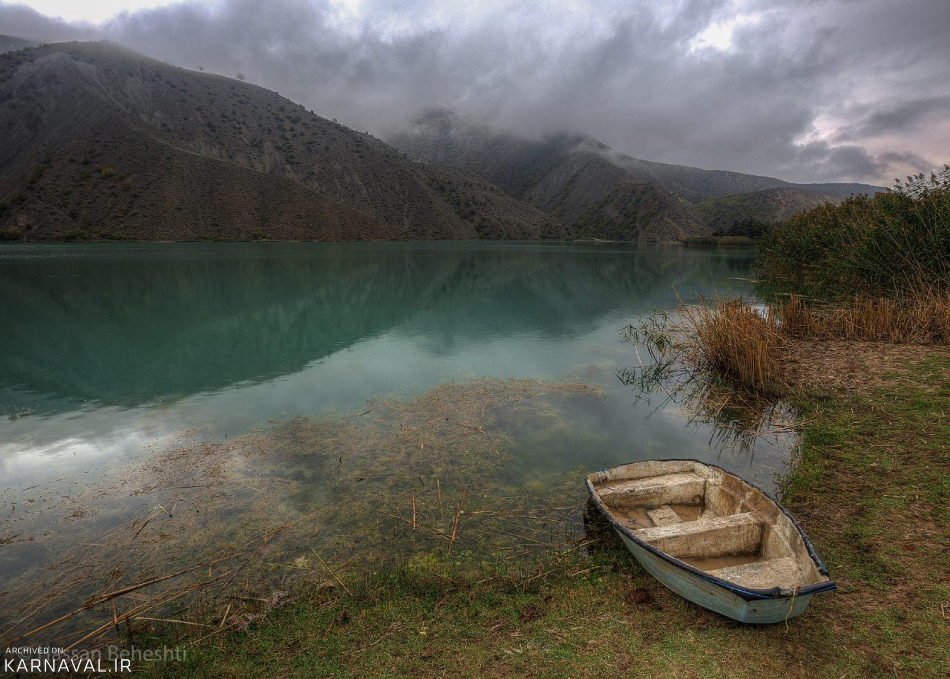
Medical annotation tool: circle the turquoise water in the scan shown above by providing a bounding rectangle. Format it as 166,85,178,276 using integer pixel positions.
0,242,784,490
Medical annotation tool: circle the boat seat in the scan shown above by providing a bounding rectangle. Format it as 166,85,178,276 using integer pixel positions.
632,512,763,559
597,472,706,508
706,557,809,589
646,505,682,526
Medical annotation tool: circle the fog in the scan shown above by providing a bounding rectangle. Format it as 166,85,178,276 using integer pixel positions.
2,0,948,183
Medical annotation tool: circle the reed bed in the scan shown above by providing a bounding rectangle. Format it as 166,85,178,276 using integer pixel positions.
776,293,950,344
619,295,799,465
681,297,787,396
625,295,787,397
627,290,950,414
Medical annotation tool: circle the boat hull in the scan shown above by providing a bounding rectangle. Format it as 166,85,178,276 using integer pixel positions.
585,459,835,624
616,533,816,624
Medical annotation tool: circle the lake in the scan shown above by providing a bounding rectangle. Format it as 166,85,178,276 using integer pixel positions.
0,241,772,482
0,242,791,638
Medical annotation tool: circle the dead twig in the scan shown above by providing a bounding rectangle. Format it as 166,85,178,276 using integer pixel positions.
311,549,352,596
447,487,468,556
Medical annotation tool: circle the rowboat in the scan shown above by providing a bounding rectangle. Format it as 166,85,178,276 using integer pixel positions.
586,459,835,623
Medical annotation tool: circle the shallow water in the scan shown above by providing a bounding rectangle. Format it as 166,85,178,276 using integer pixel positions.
0,242,799,641
0,242,776,481
1,246,795,552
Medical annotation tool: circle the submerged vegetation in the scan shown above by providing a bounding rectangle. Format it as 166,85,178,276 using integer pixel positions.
0,379,602,652
137,346,950,678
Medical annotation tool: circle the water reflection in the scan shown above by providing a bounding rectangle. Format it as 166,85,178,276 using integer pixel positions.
0,242,768,484
0,242,753,414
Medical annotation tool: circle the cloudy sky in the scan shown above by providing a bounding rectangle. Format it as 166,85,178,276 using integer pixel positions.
2,0,948,185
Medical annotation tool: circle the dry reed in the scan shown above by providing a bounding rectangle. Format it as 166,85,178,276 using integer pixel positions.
776,293,950,344
680,297,787,396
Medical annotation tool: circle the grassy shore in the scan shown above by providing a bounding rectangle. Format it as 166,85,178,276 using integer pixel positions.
140,344,950,678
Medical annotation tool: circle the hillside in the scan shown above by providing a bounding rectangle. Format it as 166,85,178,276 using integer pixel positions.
0,35,38,54
390,109,883,234
413,164,566,240
573,137,882,203
0,41,565,241
390,110,707,242
695,187,839,232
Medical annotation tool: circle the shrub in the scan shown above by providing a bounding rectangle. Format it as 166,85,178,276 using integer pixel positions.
717,236,754,247
0,226,21,241
682,235,754,248
725,217,774,239
757,166,950,298
682,235,718,247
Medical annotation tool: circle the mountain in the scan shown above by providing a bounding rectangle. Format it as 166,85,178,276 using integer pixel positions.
602,152,881,203
695,187,840,232
0,41,566,241
390,109,884,235
0,35,38,54
389,110,707,242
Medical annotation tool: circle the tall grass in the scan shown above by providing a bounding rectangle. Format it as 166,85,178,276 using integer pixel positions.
776,294,950,344
757,167,950,298
680,297,787,395
625,296,787,396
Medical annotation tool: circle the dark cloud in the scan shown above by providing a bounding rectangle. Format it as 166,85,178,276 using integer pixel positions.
1,0,947,184
854,97,950,136
792,141,886,183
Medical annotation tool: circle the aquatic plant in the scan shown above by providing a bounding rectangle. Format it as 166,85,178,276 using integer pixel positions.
0,378,602,650
623,295,786,397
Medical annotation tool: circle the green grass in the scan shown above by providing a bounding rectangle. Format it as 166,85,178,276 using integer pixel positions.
138,353,950,678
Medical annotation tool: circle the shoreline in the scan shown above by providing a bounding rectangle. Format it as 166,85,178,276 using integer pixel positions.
134,340,950,677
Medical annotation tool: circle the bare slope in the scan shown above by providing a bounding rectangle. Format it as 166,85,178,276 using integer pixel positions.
0,41,564,241
390,109,706,242
695,187,840,231
574,137,882,203
390,109,884,236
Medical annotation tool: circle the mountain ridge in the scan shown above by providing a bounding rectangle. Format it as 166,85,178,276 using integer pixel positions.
0,40,886,242
0,41,566,241
389,110,708,241
389,109,883,232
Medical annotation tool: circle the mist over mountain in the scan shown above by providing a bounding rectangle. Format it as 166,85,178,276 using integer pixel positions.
0,33,37,53
389,109,882,237
389,109,709,241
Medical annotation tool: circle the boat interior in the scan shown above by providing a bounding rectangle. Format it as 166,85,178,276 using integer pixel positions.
588,460,831,592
